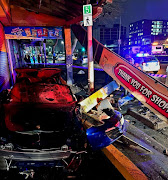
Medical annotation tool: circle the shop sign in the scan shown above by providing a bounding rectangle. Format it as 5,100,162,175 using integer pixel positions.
4,26,62,39
114,63,168,118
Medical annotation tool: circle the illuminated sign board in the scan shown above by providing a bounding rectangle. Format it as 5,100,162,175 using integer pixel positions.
4,26,62,39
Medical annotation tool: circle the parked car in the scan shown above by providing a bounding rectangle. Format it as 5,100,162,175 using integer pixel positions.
57,54,65,61
82,56,88,65
72,53,78,60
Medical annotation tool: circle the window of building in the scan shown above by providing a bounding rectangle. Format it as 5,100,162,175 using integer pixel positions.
156,25,162,28
157,21,162,25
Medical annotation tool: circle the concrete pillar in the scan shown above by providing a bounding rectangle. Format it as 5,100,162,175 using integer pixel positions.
0,23,11,90
64,26,73,86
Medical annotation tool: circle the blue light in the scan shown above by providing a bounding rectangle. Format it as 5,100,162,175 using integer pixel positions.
144,53,149,57
136,53,143,57
136,53,149,57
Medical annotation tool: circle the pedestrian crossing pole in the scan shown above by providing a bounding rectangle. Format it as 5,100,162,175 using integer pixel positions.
83,3,94,94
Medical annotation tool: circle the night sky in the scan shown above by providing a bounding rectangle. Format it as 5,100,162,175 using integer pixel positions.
121,0,168,27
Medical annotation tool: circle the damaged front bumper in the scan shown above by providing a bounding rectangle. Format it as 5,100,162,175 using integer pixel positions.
82,110,126,150
0,145,80,170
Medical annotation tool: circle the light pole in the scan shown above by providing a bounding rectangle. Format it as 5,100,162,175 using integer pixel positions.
118,16,121,55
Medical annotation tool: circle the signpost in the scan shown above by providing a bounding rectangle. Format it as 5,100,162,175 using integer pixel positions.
83,4,93,27
83,4,94,94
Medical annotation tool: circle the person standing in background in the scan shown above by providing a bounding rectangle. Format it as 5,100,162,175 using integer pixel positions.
27,54,31,64
32,55,36,65
53,52,56,63
38,54,40,64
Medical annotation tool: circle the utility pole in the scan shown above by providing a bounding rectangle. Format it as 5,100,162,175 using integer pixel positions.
118,16,121,55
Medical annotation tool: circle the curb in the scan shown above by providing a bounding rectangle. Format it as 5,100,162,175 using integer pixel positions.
127,109,168,130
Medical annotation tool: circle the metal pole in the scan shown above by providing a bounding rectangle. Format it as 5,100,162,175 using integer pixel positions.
43,40,47,67
87,25,94,94
166,66,168,86
6,39,15,84
40,41,43,63
118,16,121,55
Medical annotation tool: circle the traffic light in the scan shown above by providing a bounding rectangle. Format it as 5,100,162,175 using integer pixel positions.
82,47,85,52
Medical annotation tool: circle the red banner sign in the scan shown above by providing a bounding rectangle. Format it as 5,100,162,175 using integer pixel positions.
114,64,168,118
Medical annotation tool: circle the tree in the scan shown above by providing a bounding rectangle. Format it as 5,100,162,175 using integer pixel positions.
94,0,128,28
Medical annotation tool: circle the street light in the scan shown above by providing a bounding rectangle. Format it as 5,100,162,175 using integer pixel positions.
61,40,64,53
118,16,121,55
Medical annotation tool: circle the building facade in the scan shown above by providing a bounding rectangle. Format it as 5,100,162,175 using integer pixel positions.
93,24,127,54
129,19,168,47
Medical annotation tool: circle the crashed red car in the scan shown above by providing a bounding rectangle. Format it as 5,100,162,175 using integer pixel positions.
0,68,87,177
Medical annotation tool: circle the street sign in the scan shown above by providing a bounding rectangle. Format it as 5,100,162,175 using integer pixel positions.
83,4,93,27
83,16,93,26
83,4,92,15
